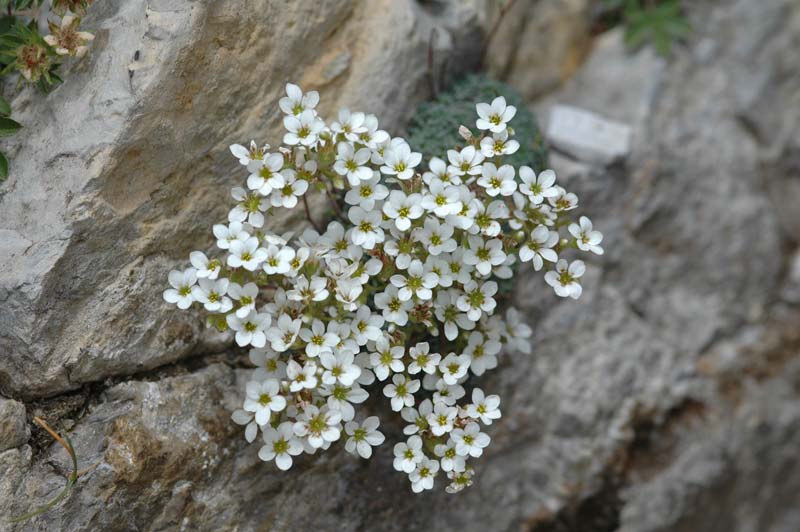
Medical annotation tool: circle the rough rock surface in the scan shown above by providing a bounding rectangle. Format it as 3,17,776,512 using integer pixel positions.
0,0,485,399
1,0,800,531
0,398,29,452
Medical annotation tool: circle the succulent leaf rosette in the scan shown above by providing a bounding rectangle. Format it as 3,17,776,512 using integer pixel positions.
164,83,603,493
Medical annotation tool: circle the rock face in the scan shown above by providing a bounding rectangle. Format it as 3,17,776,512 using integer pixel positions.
2,0,800,531
0,0,484,399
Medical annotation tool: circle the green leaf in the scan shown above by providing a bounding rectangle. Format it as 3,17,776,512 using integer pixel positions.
0,15,15,35
621,0,689,56
0,116,21,136
0,95,10,116
0,152,8,181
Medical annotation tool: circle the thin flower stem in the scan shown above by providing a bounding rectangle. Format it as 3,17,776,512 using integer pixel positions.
11,417,79,524
480,0,519,67
325,186,346,221
302,194,322,233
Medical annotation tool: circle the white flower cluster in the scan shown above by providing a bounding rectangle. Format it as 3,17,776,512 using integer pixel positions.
164,83,602,493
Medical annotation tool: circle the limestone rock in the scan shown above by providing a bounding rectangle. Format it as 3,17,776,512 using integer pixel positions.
546,104,632,164
0,0,486,400
0,398,28,452
485,0,592,100
1,0,799,530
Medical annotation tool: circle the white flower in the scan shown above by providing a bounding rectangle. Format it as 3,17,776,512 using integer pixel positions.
381,142,422,180
434,439,466,473
433,379,465,406
476,96,516,133
519,225,559,271
446,469,475,494
451,422,490,457
299,319,340,358
425,256,453,288
374,285,413,326
401,399,432,435
464,331,501,376
422,156,458,185
345,416,385,459
393,435,424,473
286,359,318,392
355,114,389,148
227,281,259,318
344,172,389,211
163,268,197,309
383,190,424,231
351,305,384,345
438,353,471,385
286,246,310,277
463,236,506,277
569,216,604,255
480,129,520,157
469,199,508,237
262,244,295,275
325,383,368,421
447,145,484,177
228,237,268,271
247,153,285,196
244,379,286,424
348,206,384,250
259,422,303,470
213,221,250,250
408,342,441,375
421,179,461,218
320,351,362,386
267,313,302,352
279,83,319,116
331,108,368,142
283,109,324,147
229,140,268,166
390,259,437,301
410,458,440,493
466,388,501,425
549,186,579,211
229,187,268,227
369,337,405,380
334,142,373,186
250,347,286,381
446,185,479,230
383,374,420,411
270,169,309,209
191,278,232,312
335,280,363,311
427,402,457,436
383,229,415,269
294,405,342,449
457,280,498,321
413,217,456,256
477,163,517,197
227,310,270,348
286,275,329,303
544,259,585,299
189,251,221,279
434,289,475,341
443,249,474,285
519,167,558,204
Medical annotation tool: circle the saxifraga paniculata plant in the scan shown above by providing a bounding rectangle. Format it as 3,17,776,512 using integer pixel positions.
163,83,604,493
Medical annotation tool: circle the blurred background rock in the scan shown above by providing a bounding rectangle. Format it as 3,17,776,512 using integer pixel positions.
1,0,798,530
